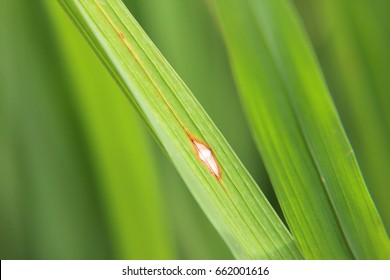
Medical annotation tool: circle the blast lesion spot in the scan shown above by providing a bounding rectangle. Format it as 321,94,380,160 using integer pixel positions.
188,133,222,181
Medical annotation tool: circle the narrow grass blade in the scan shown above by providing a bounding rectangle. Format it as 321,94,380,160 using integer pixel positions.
294,0,390,233
0,1,110,259
58,0,303,259
44,0,175,259
210,0,390,259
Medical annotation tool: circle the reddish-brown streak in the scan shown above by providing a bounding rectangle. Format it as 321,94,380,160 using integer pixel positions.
118,31,125,40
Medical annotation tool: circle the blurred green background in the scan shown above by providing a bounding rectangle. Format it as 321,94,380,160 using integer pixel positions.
0,0,389,259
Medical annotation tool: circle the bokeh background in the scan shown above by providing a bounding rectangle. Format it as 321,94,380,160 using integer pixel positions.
0,0,389,259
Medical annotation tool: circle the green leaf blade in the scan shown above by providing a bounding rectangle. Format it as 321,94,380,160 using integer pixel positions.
294,0,390,235
0,1,111,259
58,0,303,259
211,0,390,259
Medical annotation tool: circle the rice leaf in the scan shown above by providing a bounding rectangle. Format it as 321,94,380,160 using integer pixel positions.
210,0,390,259
58,0,302,259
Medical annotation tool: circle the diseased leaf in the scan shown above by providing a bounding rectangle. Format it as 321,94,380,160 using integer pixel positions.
58,0,302,259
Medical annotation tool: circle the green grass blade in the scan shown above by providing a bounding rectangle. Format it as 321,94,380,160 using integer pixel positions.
210,0,390,259
44,0,175,259
294,0,390,233
0,1,110,259
58,0,303,259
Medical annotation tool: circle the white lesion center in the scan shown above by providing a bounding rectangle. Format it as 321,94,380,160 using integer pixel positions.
192,140,221,179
